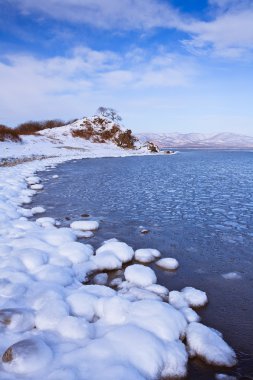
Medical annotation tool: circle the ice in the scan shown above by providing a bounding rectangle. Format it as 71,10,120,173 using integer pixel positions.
156,257,179,270
70,220,99,231
2,338,53,374
222,272,242,280
97,241,134,263
181,287,208,307
186,322,237,367
135,248,161,263
124,264,157,287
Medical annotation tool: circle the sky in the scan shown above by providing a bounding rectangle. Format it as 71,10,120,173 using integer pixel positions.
0,0,253,135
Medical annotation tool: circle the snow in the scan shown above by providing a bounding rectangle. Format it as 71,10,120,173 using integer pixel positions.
70,220,99,231
135,248,161,263
186,322,237,367
0,125,237,379
31,206,45,214
156,257,179,270
181,287,208,308
124,264,157,287
97,241,134,263
2,338,53,374
30,184,44,190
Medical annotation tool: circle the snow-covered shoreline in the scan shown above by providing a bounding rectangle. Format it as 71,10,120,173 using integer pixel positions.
0,139,236,379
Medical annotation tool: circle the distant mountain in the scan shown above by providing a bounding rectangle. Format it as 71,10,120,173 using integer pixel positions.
137,132,253,149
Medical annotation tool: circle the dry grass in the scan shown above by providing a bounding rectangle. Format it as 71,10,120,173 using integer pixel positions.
0,125,21,142
15,120,64,135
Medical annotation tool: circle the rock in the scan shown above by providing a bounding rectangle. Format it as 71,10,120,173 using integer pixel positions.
140,229,150,234
2,338,53,374
0,308,35,332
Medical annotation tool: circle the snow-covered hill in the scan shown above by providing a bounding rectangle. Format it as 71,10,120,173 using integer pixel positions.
137,132,253,149
0,117,159,163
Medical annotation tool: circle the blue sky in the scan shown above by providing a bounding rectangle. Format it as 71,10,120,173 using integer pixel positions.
0,0,252,135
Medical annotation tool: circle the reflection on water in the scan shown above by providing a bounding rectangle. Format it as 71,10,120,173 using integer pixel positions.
34,150,253,379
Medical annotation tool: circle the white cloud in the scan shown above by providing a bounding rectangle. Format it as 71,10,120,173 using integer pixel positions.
11,0,184,30
0,47,195,125
182,1,253,58
8,0,253,59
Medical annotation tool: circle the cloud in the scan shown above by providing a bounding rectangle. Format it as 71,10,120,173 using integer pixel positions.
0,46,195,125
182,1,253,58
7,0,253,59
10,0,184,30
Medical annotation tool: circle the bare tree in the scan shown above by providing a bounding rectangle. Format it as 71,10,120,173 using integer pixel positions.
96,107,122,122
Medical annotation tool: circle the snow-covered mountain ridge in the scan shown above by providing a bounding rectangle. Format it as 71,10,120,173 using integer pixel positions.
137,132,253,149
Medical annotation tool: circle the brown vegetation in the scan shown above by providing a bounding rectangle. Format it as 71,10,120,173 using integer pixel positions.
0,125,21,142
15,119,64,135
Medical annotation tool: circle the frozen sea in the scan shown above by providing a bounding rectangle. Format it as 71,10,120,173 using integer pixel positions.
34,150,253,379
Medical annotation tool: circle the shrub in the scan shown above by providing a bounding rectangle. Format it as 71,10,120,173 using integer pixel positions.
0,125,21,142
115,129,137,149
15,119,64,135
71,126,94,140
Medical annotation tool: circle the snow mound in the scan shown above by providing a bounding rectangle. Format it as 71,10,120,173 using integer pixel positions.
186,322,237,367
135,248,161,263
97,241,134,263
124,264,157,287
156,257,179,270
181,287,208,308
70,220,99,231
2,338,52,374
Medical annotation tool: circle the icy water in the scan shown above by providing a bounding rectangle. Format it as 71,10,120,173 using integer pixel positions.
34,150,253,380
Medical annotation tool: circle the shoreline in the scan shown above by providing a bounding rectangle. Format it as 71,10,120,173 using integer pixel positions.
0,145,237,379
